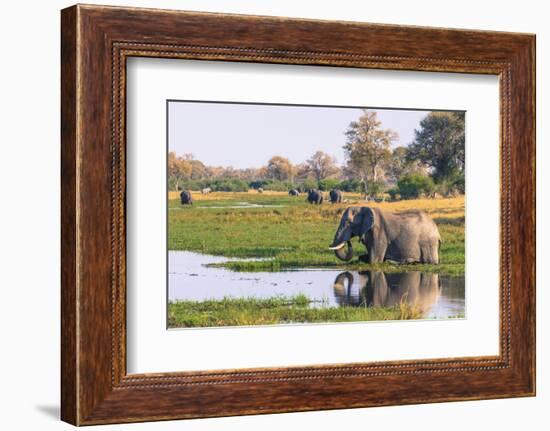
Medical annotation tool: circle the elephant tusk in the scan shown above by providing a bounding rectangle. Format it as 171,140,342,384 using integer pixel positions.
329,242,346,250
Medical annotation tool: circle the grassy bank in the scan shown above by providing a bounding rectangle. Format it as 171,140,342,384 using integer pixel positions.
168,295,423,328
168,192,465,275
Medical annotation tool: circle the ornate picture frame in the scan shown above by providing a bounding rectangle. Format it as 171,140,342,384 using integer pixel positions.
61,4,535,425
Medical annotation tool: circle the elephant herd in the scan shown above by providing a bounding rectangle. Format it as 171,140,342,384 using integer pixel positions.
180,188,346,205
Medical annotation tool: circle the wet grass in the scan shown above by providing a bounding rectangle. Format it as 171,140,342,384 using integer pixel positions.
168,192,465,275
168,295,423,328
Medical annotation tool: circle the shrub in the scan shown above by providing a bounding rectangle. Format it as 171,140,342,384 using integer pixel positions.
298,179,319,192
268,181,294,191
172,179,207,191
249,179,295,191
387,187,400,201
433,173,465,197
339,179,364,193
318,178,341,191
397,174,435,199
366,180,386,197
208,179,249,192
452,173,465,194
248,180,264,190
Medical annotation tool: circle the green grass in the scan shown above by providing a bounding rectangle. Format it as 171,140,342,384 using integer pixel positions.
168,193,465,275
168,295,423,328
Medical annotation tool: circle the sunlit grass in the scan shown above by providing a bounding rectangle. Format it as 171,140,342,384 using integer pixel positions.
168,295,423,328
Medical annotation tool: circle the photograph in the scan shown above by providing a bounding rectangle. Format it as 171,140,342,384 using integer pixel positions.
167,101,466,328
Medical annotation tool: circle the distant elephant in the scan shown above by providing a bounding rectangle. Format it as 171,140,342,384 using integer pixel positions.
307,189,324,204
258,187,264,194
289,189,300,196
329,206,441,264
332,270,441,313
180,190,193,205
329,189,343,203
201,187,211,194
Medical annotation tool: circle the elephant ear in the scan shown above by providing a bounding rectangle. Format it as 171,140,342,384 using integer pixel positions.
360,207,375,234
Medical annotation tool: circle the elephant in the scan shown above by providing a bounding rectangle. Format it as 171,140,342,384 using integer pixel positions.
329,189,343,203
329,206,441,264
288,189,300,196
257,187,264,194
180,190,193,205
306,189,324,204
201,187,211,194
332,270,441,314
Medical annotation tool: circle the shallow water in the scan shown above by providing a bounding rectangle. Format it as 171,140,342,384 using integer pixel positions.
168,251,465,320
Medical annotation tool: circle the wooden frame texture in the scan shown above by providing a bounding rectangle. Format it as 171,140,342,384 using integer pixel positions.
61,4,536,425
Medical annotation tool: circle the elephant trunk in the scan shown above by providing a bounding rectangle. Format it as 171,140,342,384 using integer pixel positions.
329,221,354,261
333,241,354,261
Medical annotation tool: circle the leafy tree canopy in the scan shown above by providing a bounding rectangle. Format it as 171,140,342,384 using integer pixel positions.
407,112,465,182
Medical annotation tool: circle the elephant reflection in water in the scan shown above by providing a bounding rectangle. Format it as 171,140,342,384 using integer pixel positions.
333,271,441,313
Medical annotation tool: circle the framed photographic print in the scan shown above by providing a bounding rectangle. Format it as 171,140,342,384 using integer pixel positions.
61,4,535,425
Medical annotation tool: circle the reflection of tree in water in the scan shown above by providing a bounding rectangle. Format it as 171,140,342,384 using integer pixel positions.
332,271,443,313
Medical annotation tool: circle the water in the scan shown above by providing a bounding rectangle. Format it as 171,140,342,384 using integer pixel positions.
169,251,465,320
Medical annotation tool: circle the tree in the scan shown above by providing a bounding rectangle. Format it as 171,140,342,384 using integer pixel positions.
397,174,435,199
305,151,339,182
266,156,294,181
386,146,409,183
240,167,263,181
294,163,312,181
387,146,428,183
206,166,225,179
189,159,207,179
407,112,465,183
343,110,397,197
167,152,192,190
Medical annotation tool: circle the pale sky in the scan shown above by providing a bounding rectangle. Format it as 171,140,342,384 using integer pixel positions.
168,101,433,169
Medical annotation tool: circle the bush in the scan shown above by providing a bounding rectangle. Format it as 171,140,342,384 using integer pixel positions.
397,174,435,199
298,179,319,192
339,179,364,193
433,173,465,197
387,187,400,201
168,177,179,191
318,178,341,191
208,179,249,192
249,179,295,191
248,180,264,190
172,179,207,191
366,180,386,197
452,173,465,194
267,181,294,191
